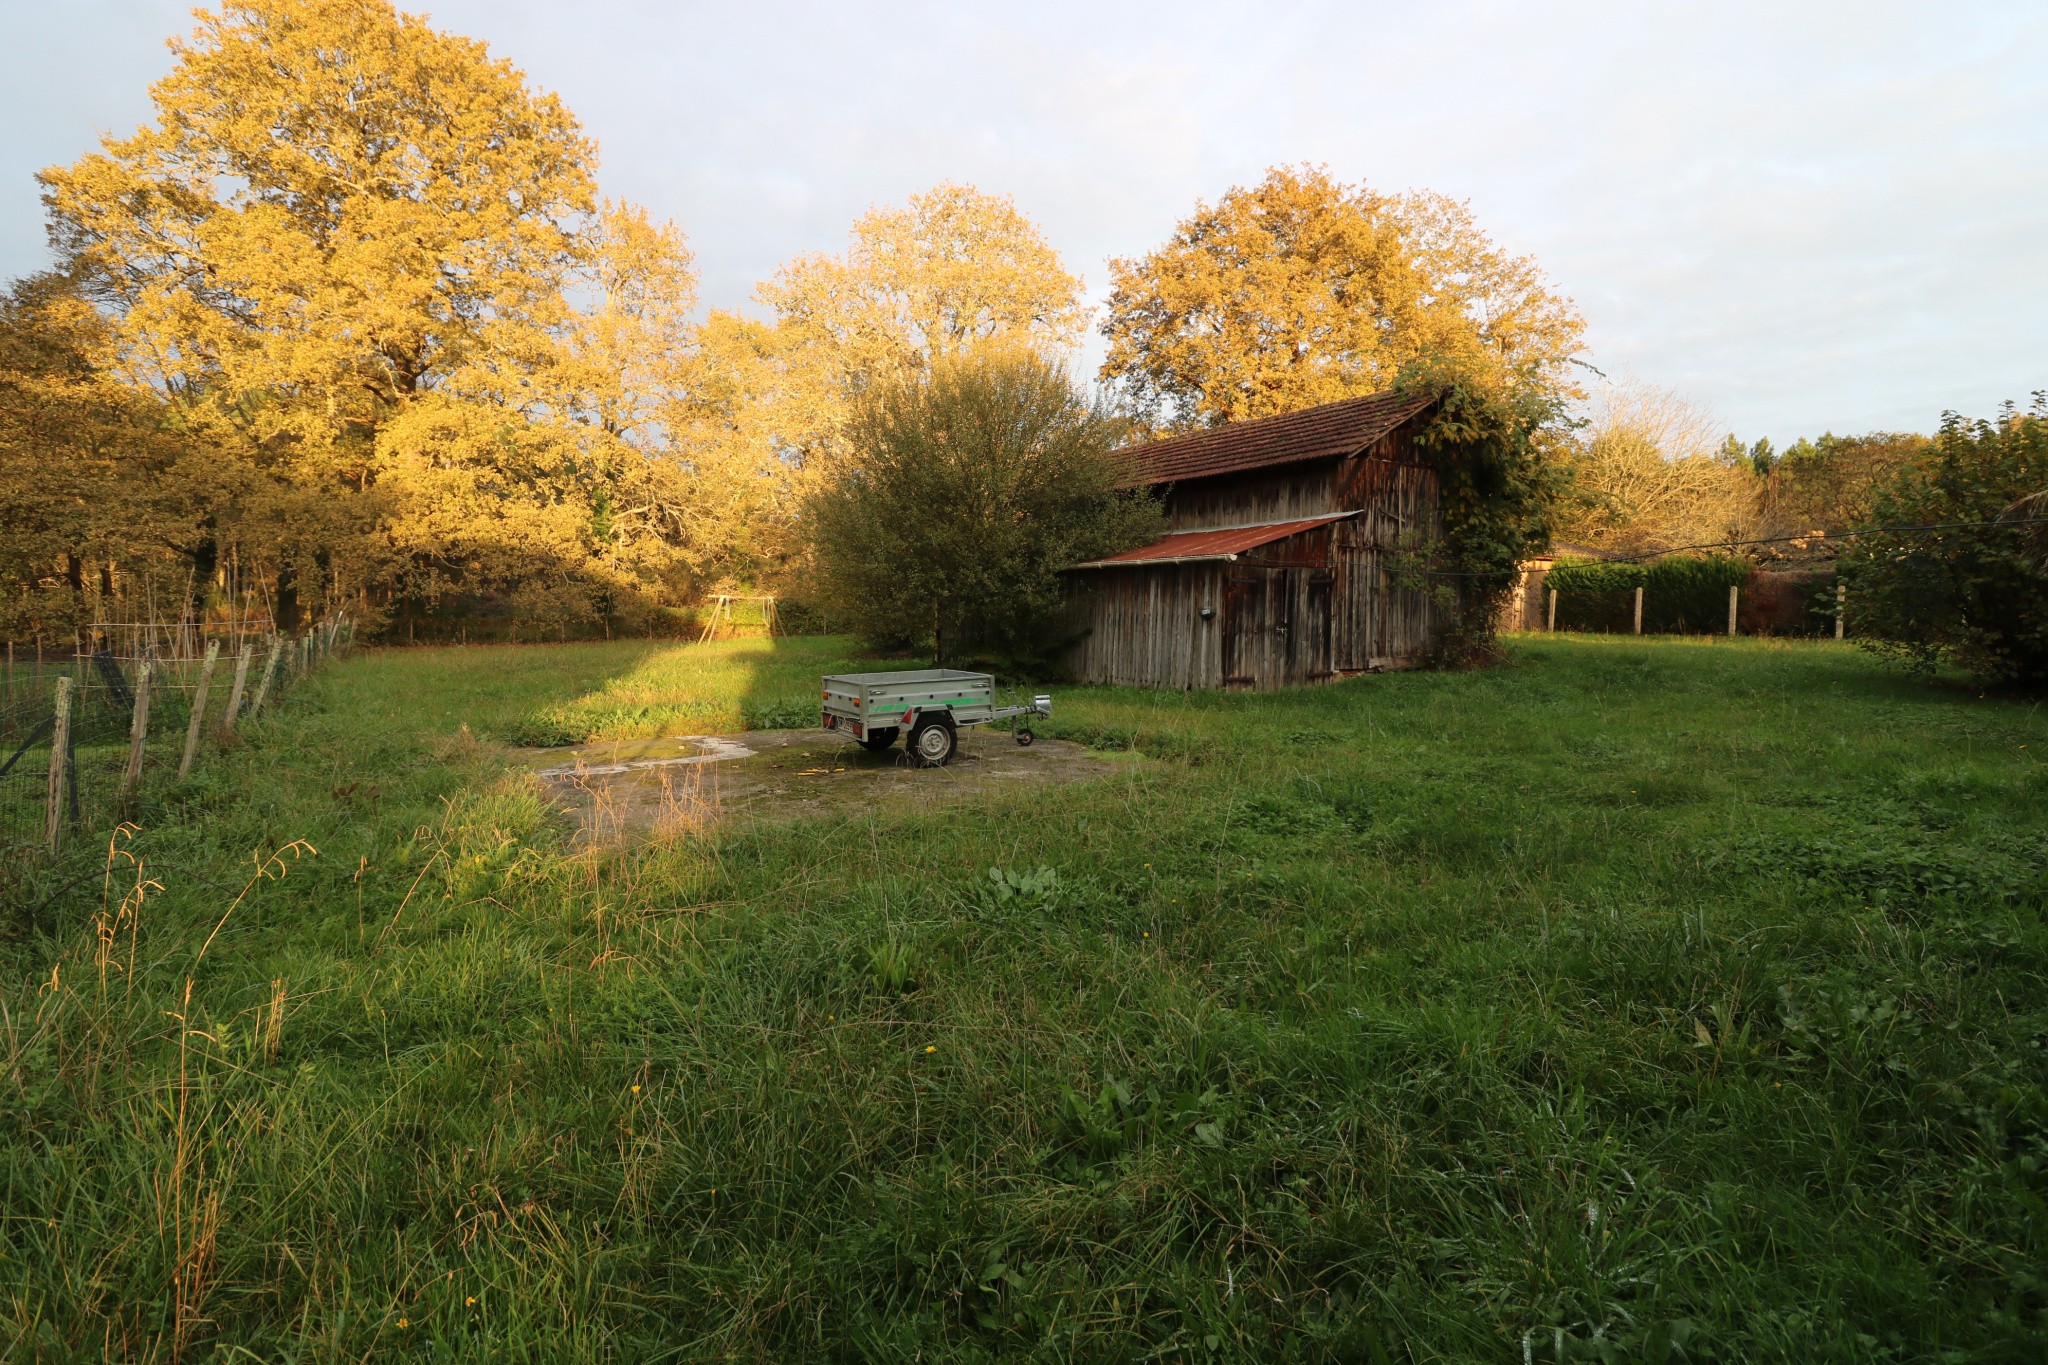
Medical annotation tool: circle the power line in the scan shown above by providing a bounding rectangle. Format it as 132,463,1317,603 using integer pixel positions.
1383,516,2048,579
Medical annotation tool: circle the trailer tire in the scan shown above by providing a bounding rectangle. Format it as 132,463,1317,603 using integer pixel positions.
907,714,957,767
1014,727,1034,747
859,727,899,752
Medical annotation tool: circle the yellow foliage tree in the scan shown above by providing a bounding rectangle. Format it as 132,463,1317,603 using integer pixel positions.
0,274,222,638
689,183,1088,591
1559,384,1763,555
34,0,704,634
1101,165,1584,428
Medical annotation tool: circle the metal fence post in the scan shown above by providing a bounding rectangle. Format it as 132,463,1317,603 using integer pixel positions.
179,640,221,777
118,660,153,803
45,676,71,850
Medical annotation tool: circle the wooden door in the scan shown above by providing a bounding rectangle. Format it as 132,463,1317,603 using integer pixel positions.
1221,574,1263,688
1291,570,1333,682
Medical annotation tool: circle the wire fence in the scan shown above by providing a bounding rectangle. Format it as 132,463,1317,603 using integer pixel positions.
0,616,354,883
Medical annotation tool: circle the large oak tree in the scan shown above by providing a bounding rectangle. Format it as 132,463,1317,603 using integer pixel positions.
1101,165,1584,429
35,0,703,633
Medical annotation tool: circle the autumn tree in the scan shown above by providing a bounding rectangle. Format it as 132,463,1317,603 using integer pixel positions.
1751,431,1932,544
0,272,225,639
1101,165,1584,429
691,183,1089,589
35,0,704,634
1558,384,1763,555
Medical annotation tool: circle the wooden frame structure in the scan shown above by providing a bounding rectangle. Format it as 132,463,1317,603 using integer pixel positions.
1065,391,1445,691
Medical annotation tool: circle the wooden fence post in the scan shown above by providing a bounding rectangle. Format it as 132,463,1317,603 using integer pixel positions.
249,636,284,716
118,660,153,804
1835,582,1846,640
1546,588,1558,632
1727,584,1739,637
179,640,221,777
45,676,71,850
221,642,255,737
1633,586,1644,636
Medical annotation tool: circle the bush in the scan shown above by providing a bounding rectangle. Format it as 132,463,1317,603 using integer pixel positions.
807,345,1161,670
1844,398,2048,688
1546,554,1751,633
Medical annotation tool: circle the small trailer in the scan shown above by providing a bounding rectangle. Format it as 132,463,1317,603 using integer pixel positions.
820,670,1051,767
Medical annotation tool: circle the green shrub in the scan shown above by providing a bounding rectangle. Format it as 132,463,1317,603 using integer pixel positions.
807,345,1160,669
1546,554,1751,633
1843,398,2048,688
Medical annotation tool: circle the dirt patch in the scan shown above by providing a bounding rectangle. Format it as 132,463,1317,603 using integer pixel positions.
510,726,1120,841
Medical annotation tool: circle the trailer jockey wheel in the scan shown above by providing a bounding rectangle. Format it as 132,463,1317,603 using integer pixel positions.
908,714,957,767
1014,727,1034,747
859,727,899,752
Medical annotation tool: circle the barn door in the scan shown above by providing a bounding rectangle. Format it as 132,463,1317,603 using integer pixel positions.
1292,570,1333,682
1221,574,1262,688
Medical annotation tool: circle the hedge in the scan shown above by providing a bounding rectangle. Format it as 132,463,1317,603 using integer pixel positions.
1545,555,1753,634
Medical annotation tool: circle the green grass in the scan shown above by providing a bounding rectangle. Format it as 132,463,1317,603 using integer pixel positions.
3,634,2045,1361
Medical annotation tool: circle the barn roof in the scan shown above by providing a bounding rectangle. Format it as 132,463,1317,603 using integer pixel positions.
1119,390,1436,486
1068,512,1359,570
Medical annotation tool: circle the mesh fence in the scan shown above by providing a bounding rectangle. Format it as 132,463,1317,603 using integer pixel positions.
0,619,354,877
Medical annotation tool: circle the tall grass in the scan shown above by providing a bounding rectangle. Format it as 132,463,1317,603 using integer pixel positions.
2,635,2043,1360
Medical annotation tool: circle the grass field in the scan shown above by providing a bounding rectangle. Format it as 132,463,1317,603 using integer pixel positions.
3,635,2045,1361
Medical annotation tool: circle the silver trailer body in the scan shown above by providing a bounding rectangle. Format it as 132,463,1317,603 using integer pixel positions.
820,669,1050,765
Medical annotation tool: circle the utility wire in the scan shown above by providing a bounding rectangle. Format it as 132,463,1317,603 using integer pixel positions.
1383,515,2048,578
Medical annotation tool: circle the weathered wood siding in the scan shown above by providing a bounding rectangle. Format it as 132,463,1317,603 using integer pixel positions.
1066,415,1445,690
1065,563,1224,690
1164,464,1341,529
1329,458,1443,670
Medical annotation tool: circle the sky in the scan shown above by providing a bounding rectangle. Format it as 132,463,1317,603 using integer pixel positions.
2,0,2043,445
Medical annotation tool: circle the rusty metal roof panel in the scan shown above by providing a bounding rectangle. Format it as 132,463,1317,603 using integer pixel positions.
1116,390,1436,486
1068,512,1358,570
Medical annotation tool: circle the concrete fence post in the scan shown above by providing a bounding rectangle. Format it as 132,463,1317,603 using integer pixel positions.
1727,584,1739,638
1547,588,1558,632
1835,582,1846,641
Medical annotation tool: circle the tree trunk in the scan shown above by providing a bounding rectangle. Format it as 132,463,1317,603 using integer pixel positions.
275,566,302,636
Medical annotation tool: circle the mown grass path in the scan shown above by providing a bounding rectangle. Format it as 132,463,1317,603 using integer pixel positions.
4,636,2044,1361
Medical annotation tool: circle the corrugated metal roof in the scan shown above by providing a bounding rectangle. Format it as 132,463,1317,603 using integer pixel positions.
1069,513,1358,570
1117,390,1436,486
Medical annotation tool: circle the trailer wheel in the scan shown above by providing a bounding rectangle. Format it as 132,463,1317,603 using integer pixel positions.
1014,727,1034,747
859,727,899,752
908,715,957,767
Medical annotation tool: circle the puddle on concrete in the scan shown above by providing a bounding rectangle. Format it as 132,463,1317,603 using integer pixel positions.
510,726,1119,841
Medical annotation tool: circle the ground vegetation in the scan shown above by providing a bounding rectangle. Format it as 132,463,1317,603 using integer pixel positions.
3,635,2042,1359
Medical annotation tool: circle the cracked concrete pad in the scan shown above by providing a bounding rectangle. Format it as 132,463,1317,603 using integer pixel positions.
509,726,1119,840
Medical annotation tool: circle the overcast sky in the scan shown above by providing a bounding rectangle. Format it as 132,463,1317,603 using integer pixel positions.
3,0,2042,443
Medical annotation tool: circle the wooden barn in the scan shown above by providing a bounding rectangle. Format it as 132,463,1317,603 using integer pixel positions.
1064,390,1446,690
